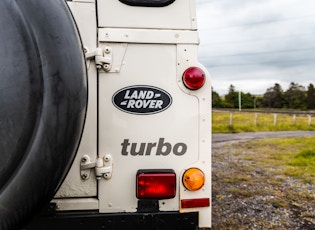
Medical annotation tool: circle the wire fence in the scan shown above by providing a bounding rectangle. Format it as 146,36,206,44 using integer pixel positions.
212,111,315,133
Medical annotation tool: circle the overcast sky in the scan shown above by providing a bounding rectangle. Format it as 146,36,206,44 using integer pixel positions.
195,0,315,95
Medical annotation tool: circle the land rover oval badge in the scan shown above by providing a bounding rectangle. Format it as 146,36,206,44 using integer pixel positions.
112,85,172,115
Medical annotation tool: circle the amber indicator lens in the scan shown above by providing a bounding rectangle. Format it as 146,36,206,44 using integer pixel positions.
182,168,205,191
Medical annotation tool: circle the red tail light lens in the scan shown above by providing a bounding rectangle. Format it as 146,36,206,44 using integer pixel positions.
182,67,205,90
181,198,210,208
136,169,176,199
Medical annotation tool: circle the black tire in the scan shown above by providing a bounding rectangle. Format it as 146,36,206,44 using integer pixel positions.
0,0,87,229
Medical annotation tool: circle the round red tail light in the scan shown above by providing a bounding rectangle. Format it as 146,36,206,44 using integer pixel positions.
182,67,205,90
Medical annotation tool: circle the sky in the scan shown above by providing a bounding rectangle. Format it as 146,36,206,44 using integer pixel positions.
195,0,315,96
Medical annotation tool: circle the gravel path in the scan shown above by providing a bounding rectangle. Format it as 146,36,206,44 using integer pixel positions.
211,132,315,229
212,131,315,144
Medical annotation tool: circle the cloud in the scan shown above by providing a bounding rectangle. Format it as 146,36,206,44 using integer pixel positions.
196,0,315,95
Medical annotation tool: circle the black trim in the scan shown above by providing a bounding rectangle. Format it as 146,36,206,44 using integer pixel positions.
137,169,175,174
24,211,199,230
119,0,175,7
137,199,159,212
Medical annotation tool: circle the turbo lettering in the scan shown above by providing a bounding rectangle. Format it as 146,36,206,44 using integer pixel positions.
121,138,187,156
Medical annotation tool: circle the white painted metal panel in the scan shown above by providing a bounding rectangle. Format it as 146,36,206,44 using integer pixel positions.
97,0,197,30
99,28,200,44
98,43,200,212
52,198,99,211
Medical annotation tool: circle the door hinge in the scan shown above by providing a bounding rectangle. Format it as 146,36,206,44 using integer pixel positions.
84,47,112,72
80,154,113,180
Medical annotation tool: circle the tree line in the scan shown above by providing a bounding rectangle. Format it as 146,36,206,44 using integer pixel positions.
212,82,315,110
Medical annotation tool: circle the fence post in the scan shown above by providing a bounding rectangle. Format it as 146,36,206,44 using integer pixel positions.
229,113,233,126
308,115,312,126
274,114,277,125
254,113,258,126
293,114,296,125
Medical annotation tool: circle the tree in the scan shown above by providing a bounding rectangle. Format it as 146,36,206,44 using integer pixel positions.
212,88,222,108
306,83,315,109
262,83,284,108
241,92,255,109
225,85,238,108
283,82,306,109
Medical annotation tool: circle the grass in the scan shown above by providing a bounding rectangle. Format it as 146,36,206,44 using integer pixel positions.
232,137,315,184
287,148,315,182
212,111,315,133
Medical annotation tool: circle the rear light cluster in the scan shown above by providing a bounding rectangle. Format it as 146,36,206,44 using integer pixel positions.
182,67,205,90
136,168,209,209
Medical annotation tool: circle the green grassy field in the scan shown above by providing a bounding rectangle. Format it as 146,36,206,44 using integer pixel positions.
213,111,315,133
241,137,315,183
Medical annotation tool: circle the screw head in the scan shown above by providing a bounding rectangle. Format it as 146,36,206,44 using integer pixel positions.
81,173,88,179
104,47,111,54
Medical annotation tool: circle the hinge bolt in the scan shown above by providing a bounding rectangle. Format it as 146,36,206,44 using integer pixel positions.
81,173,88,180
103,64,110,71
104,155,111,162
104,47,111,54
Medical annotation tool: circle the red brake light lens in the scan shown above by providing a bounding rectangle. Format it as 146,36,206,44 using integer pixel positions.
182,67,205,90
136,170,176,199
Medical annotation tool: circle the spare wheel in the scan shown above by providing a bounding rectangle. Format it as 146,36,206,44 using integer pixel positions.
0,0,87,229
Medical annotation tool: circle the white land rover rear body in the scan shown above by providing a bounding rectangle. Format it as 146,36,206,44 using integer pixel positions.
55,0,211,228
